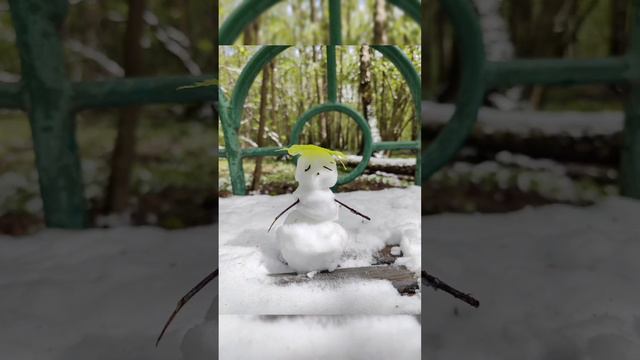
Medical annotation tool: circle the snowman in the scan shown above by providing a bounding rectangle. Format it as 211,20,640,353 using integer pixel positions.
270,144,370,273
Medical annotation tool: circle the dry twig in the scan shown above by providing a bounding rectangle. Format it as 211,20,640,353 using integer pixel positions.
422,270,479,308
156,268,218,346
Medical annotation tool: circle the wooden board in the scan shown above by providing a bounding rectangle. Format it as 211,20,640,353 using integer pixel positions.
269,265,419,295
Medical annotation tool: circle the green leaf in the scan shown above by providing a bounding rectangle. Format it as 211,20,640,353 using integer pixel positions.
177,79,218,90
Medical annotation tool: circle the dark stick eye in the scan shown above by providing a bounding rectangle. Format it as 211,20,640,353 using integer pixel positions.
323,166,332,171
304,164,311,172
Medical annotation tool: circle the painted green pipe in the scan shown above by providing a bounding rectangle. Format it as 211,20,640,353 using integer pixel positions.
9,0,87,228
423,0,485,184
0,83,23,109
621,0,640,198
485,57,629,88
327,46,338,103
72,75,216,110
329,0,342,45
372,46,421,183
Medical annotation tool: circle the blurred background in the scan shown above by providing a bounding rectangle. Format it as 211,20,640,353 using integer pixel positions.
423,0,631,214
219,0,421,45
0,0,216,235
219,45,421,196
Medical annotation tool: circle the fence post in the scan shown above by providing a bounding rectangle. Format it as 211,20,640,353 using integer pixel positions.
621,0,640,199
329,0,342,45
9,0,87,227
327,46,337,103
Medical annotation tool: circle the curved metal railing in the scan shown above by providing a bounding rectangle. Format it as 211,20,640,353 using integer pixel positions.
219,45,421,195
426,0,639,198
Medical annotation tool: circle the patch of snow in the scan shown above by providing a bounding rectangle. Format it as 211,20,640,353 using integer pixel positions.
423,101,623,137
95,211,133,228
495,151,566,175
346,154,416,167
436,160,597,202
423,197,640,359
217,315,421,360
0,226,218,359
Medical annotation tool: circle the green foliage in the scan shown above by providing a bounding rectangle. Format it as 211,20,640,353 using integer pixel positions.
219,45,421,154
0,0,214,81
219,0,420,45
425,0,626,109
0,111,215,222
178,79,219,90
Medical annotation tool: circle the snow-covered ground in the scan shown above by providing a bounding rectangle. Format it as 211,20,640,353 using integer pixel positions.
0,226,218,360
219,315,421,359
423,197,640,359
2,193,639,359
219,187,422,315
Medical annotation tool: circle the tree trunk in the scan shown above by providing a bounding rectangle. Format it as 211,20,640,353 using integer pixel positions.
310,0,316,44
373,0,388,44
297,51,305,145
251,63,272,191
180,0,192,41
270,59,277,146
213,0,218,53
243,20,259,44
312,46,328,147
345,0,352,43
359,45,382,156
105,0,145,214
611,0,630,55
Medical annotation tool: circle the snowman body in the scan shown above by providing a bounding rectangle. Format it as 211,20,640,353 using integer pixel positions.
276,154,347,273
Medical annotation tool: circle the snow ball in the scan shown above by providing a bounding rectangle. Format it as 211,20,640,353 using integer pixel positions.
277,222,347,273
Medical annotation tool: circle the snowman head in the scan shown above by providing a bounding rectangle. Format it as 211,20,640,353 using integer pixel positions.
286,145,345,190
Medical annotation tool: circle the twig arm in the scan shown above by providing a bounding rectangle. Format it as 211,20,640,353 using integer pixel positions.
335,199,371,221
422,270,480,308
156,268,219,347
268,199,300,232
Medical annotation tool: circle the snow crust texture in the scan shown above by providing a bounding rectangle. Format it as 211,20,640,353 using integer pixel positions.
423,197,640,359
0,226,218,360
218,315,421,360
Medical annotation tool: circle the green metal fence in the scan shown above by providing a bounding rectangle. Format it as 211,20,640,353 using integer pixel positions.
219,0,422,45
425,0,640,198
0,0,217,228
218,45,421,195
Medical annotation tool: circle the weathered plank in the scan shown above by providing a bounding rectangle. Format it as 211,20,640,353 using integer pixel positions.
373,244,403,265
269,265,419,295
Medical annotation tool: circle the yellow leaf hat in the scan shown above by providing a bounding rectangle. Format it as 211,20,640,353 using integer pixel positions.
284,144,346,168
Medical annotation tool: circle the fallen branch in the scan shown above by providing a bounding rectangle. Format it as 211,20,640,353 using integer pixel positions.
421,270,480,308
